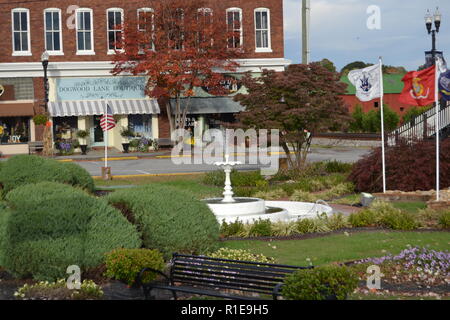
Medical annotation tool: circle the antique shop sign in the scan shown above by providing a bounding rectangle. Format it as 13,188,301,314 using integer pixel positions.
56,77,147,101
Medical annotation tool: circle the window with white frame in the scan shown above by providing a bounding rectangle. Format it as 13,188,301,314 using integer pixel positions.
254,8,271,52
76,8,94,54
44,9,63,54
196,8,213,47
226,8,243,49
11,8,31,55
107,8,124,53
137,8,154,52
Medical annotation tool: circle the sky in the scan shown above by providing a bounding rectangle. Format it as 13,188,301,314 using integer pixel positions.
283,0,450,71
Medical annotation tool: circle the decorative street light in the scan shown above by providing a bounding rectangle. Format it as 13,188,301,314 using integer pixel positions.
424,7,442,66
41,51,49,111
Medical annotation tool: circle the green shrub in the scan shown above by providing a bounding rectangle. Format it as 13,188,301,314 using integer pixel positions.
290,190,318,202
348,209,378,227
104,248,165,286
0,206,10,266
209,248,275,263
253,189,287,200
14,279,103,300
295,216,331,234
379,210,418,230
0,155,95,196
233,186,255,197
107,184,220,258
249,219,273,237
323,213,350,230
203,170,265,187
220,219,246,238
59,162,95,192
323,160,353,174
2,182,141,281
438,210,450,229
282,265,359,300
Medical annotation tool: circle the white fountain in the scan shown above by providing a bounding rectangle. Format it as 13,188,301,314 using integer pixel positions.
204,155,333,224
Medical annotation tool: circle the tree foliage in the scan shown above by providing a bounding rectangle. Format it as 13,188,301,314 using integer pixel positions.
112,0,242,134
234,63,350,169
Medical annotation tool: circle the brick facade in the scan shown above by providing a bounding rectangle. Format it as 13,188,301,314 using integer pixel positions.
0,0,284,63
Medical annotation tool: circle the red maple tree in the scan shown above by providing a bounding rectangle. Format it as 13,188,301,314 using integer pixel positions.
111,0,243,134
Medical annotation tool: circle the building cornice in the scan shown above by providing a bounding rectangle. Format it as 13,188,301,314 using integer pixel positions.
0,58,291,78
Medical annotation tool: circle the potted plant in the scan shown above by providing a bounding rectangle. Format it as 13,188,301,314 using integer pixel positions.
33,114,49,126
76,130,90,155
120,127,135,153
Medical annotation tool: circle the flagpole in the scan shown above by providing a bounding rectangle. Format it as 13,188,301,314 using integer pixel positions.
379,57,387,193
435,58,440,201
104,99,108,169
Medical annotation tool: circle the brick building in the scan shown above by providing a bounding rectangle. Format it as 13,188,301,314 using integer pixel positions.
0,0,289,155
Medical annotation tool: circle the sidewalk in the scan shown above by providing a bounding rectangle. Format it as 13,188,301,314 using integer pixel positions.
54,149,173,162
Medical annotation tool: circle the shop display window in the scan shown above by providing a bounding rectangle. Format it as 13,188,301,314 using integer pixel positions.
0,117,30,144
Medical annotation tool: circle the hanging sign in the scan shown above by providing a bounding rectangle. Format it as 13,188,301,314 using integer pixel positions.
201,75,242,96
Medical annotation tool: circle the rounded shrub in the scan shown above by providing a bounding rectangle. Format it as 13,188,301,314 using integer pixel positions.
0,155,95,196
107,184,220,258
105,248,165,286
282,265,359,300
2,182,141,281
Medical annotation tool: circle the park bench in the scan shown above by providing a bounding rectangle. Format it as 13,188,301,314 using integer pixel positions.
137,253,313,300
156,138,174,148
28,141,44,155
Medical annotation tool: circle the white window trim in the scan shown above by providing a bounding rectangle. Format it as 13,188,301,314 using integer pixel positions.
43,8,64,56
11,8,32,56
106,8,124,55
75,8,95,55
226,7,243,50
254,8,272,53
137,7,155,53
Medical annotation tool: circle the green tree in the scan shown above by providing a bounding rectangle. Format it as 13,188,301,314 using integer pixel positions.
349,105,364,132
234,63,350,170
341,61,373,74
318,58,337,73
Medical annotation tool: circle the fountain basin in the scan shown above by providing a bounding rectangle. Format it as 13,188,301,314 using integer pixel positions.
204,198,266,217
204,197,333,224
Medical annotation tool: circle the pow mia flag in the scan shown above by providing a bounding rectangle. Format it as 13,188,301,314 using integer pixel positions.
348,63,382,102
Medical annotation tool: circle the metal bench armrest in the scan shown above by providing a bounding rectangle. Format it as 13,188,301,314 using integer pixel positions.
136,267,170,287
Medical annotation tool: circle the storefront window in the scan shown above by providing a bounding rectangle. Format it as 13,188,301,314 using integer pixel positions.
128,114,152,138
0,117,30,144
53,116,78,150
206,113,237,130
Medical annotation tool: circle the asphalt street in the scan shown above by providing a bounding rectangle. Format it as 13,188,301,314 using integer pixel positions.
76,147,371,177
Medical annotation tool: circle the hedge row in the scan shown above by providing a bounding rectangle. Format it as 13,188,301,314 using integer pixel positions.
1,182,141,281
0,155,95,196
107,184,220,258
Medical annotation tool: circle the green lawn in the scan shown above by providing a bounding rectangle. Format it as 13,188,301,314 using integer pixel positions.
221,231,450,266
96,174,222,199
392,201,428,213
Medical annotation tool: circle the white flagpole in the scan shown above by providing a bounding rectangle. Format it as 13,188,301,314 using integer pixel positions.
379,57,387,193
435,58,440,201
104,100,108,169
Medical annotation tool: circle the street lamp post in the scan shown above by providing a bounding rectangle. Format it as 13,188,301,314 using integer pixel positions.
40,51,53,156
41,51,49,111
425,8,442,66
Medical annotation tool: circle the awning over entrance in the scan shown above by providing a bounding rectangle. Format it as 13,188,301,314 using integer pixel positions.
170,97,245,114
0,102,34,117
48,99,160,117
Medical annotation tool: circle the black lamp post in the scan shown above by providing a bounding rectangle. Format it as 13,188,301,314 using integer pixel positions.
425,7,442,66
41,51,49,111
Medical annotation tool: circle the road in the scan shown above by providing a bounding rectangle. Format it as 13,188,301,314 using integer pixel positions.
75,146,371,177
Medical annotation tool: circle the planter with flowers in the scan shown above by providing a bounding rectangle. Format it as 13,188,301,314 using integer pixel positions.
76,130,90,155
120,128,135,153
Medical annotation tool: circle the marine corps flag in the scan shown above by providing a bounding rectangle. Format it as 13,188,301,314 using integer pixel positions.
399,65,436,106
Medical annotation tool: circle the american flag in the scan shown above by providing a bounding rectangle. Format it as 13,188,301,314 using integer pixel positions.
100,105,116,131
